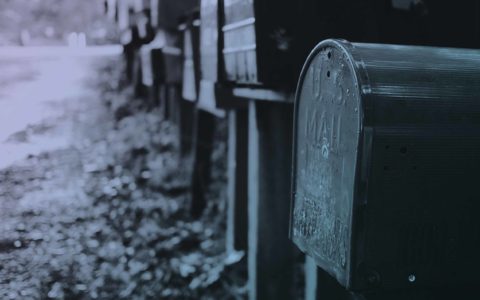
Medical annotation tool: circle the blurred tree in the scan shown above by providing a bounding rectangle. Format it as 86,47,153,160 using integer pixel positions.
0,0,119,46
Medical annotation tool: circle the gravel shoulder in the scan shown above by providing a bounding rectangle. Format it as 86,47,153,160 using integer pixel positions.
0,56,246,299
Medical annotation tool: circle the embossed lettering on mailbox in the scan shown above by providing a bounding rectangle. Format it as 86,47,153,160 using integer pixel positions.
292,46,360,285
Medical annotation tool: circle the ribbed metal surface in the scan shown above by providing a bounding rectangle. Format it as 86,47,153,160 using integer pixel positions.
350,43,480,127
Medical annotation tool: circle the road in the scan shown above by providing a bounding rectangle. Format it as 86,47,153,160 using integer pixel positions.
0,45,121,169
0,46,122,299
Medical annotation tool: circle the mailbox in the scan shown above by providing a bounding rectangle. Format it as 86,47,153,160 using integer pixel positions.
197,0,225,117
222,0,294,87
291,39,480,291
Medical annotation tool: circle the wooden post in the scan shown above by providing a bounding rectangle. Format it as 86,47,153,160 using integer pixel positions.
133,52,145,97
226,109,249,255
305,256,319,300
166,85,180,125
157,84,167,119
179,100,196,157
248,100,295,300
190,109,215,217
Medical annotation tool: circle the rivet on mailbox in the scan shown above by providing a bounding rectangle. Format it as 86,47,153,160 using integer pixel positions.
291,39,480,291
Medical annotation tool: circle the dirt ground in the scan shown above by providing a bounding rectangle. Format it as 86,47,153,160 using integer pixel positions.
0,52,246,299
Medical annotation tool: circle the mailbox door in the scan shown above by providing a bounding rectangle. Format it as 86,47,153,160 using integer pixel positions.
292,41,363,288
156,0,198,30
295,39,480,291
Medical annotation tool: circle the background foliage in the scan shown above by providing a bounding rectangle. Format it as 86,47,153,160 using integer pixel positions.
0,0,118,45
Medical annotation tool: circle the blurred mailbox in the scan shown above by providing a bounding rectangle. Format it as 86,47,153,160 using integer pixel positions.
291,39,480,291
220,0,377,89
153,0,198,30
198,0,225,117
222,0,294,88
147,29,183,86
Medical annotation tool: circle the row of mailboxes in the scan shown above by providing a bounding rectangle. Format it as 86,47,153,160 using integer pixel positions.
112,0,200,32
112,0,480,296
118,0,480,100
177,1,227,116
291,39,480,292
114,0,227,120
220,0,480,90
189,0,480,294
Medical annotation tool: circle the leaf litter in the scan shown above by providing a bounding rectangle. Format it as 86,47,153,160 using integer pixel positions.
0,58,247,299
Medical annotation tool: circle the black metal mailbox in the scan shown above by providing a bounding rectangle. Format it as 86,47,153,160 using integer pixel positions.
150,34,183,86
291,39,480,291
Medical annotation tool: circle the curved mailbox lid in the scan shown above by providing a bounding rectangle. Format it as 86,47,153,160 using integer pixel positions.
198,0,226,117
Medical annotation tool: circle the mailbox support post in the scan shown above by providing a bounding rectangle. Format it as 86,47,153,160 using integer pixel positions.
166,85,180,125
226,109,249,254
179,100,196,157
305,256,318,300
292,39,480,299
190,109,215,217
133,52,145,97
248,101,295,300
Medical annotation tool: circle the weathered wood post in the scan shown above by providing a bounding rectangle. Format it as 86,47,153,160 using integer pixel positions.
190,109,216,217
291,2,480,298
247,99,295,300
225,108,249,254
152,42,183,121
